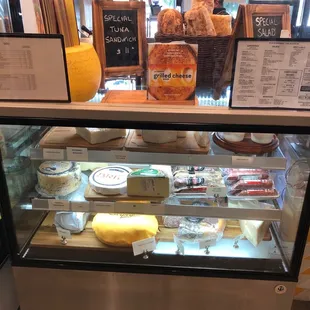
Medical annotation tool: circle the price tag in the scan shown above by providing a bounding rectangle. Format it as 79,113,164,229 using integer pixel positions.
71,201,90,212
56,226,72,240
43,148,65,160
144,203,165,215
206,186,227,197
199,237,217,249
92,201,114,213
111,151,128,163
115,202,144,214
67,147,88,161
232,156,254,167
132,237,156,256
48,200,70,211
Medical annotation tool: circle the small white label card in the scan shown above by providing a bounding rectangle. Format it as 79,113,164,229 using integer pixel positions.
206,186,227,197
143,203,166,215
110,151,128,163
56,226,72,240
132,237,156,256
199,233,218,249
67,147,88,161
174,235,184,255
71,201,90,212
115,201,144,214
48,199,70,211
232,156,254,167
0,35,70,102
43,148,65,160
92,201,114,213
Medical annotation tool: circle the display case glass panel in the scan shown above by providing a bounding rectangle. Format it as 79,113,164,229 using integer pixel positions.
0,122,309,279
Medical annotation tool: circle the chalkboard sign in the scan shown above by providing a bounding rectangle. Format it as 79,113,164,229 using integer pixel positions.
93,0,146,88
103,9,139,67
245,4,290,38
252,15,282,38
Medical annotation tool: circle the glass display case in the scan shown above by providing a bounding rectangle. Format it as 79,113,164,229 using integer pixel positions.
0,104,309,310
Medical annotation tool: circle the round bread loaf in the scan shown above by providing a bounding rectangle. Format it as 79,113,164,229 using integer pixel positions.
157,9,183,35
92,214,158,247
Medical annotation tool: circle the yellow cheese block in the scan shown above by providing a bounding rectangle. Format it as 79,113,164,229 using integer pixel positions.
65,43,101,102
92,214,158,247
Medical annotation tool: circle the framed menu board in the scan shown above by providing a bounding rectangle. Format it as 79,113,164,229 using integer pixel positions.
93,0,146,86
230,39,310,110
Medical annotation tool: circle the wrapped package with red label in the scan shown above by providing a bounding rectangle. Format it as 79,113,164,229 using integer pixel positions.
223,169,269,185
230,189,278,197
229,179,274,191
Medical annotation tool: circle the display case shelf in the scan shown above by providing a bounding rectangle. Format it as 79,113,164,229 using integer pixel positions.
27,198,282,221
30,148,287,170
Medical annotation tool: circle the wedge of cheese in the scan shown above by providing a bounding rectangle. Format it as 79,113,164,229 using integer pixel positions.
239,219,270,247
194,131,210,148
142,130,178,144
127,168,170,197
76,128,126,144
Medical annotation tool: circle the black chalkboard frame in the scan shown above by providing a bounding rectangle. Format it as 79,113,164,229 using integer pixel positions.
93,0,146,87
244,4,291,38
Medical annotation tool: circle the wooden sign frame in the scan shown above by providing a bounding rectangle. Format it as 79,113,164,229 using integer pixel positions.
244,4,291,38
214,4,291,100
93,0,146,87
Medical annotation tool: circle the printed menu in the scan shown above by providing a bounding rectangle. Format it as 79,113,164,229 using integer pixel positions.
0,35,70,102
231,40,310,110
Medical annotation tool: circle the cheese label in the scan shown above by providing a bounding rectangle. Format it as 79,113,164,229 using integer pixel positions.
48,199,70,211
56,226,72,240
132,237,156,256
130,168,165,177
67,147,88,161
71,201,90,212
43,148,65,160
90,166,130,187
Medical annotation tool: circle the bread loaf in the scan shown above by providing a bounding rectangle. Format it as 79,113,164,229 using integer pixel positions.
157,9,183,35
211,15,232,36
185,6,216,36
192,0,214,14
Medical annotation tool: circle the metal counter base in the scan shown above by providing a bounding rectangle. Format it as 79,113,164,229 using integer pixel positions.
13,267,296,310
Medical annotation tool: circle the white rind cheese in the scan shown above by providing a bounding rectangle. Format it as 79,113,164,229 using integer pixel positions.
239,219,270,247
142,130,178,144
194,131,210,148
76,128,126,144
89,166,132,196
37,161,81,196
127,168,170,197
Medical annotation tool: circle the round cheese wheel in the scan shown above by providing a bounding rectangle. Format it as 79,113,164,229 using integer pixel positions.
92,214,159,247
37,161,81,196
89,166,132,195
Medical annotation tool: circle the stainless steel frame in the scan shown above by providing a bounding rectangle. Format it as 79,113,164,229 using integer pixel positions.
13,267,296,310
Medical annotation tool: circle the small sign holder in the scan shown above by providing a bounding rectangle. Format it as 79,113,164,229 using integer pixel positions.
93,0,146,89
